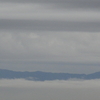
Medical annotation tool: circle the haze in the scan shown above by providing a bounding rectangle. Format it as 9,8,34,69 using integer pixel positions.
1,79,100,100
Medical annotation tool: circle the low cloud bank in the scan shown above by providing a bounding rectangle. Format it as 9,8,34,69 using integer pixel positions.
1,79,100,100
0,79,100,88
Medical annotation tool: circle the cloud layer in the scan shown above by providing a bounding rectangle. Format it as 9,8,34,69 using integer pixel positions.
0,3,100,21
0,0,100,73
1,79,100,88
0,33,100,62
1,79,100,100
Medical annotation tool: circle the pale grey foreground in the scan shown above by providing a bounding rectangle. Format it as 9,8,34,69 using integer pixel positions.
0,79,100,100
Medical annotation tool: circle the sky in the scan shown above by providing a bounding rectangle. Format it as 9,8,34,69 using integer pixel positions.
1,79,100,100
0,0,100,73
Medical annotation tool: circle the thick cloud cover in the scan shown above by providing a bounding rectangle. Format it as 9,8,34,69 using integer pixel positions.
0,3,100,22
0,33,100,62
0,0,100,10
0,32,100,73
1,79,100,100
0,0,100,73
1,79,100,88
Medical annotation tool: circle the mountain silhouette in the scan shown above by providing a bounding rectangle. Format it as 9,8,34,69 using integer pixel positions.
0,69,100,81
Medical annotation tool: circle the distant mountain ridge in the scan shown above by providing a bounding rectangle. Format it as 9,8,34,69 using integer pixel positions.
0,69,100,81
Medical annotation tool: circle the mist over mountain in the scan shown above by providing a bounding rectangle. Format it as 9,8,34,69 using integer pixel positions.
0,69,100,81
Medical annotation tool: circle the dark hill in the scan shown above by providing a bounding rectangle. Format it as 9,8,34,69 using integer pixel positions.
0,69,100,81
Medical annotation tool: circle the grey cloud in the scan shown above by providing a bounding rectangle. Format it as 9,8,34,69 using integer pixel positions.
0,0,100,9
0,32,100,73
1,79,100,88
1,79,100,100
0,3,100,22
1,61,100,74
0,0,100,74
0,19,100,32
0,33,100,62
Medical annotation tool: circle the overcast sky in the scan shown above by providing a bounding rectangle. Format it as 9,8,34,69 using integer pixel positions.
0,0,100,73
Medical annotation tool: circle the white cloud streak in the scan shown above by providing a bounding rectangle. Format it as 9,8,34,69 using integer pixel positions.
1,79,100,88
0,3,100,21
